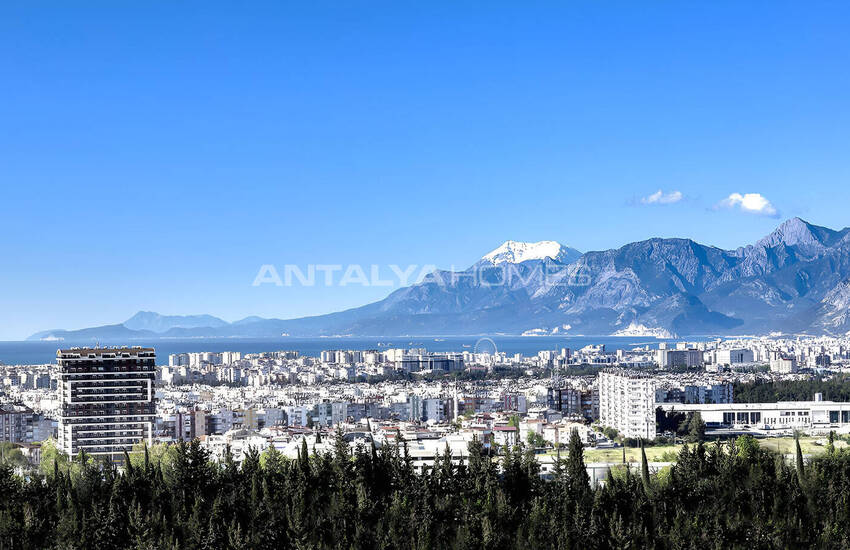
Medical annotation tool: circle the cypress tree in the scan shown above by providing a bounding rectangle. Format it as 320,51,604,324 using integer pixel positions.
795,436,805,479
566,428,590,498
640,440,650,490
123,450,133,477
333,426,349,462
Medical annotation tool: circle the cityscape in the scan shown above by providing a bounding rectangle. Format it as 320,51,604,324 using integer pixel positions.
4,334,850,544
3,334,849,467
4,1,850,548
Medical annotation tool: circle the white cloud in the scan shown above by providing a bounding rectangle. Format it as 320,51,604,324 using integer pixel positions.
717,192,779,217
640,189,683,205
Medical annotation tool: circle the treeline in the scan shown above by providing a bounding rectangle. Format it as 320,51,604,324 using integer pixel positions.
3,432,850,549
734,374,850,402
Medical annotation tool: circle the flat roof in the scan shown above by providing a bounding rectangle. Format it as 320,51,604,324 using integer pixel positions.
57,346,155,357
659,401,850,410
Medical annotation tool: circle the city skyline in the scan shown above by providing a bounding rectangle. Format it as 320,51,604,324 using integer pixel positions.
3,2,850,339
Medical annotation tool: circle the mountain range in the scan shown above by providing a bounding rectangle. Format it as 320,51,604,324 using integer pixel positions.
28,218,850,341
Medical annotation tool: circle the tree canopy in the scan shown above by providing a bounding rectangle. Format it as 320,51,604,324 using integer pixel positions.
0,434,847,548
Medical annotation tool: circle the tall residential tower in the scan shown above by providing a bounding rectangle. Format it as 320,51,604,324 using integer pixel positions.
57,347,156,459
598,369,656,440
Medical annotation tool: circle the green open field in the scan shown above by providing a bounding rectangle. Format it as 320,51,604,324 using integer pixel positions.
560,436,850,463
581,445,680,463
759,436,848,456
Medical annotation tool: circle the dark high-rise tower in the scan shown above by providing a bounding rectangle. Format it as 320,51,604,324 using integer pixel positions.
57,346,156,459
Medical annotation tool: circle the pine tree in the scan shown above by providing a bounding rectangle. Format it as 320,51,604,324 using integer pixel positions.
687,412,706,443
201,495,225,550
186,498,206,549
227,519,249,550
129,499,155,550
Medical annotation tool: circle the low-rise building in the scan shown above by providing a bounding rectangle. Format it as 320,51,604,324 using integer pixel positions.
659,398,850,432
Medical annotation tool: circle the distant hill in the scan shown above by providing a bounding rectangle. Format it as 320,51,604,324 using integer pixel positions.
28,218,850,340
123,311,229,333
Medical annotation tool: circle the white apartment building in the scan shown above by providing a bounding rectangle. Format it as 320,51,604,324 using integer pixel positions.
716,348,755,365
221,351,242,364
169,353,190,367
770,352,798,373
598,369,656,440
423,398,445,422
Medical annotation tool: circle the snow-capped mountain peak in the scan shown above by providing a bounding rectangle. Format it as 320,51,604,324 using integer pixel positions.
482,240,581,265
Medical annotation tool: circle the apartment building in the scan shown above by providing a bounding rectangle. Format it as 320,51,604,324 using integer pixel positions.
57,347,156,459
657,348,703,368
598,369,656,440
0,403,34,443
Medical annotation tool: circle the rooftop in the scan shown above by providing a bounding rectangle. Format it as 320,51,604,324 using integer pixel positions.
660,401,850,410
57,346,156,358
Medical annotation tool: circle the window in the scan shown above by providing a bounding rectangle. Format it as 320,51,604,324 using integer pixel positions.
830,411,840,423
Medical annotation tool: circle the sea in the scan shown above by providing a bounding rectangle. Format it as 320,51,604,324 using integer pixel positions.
0,335,717,366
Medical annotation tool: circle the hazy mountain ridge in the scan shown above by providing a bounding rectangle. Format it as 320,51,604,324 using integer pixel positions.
123,311,229,333
28,219,850,340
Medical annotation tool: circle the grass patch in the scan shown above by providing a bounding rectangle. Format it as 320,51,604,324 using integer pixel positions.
579,445,681,463
558,437,849,463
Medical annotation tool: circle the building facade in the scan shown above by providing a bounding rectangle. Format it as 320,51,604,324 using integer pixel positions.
656,383,734,405
0,403,34,443
57,347,156,459
770,352,798,373
657,349,703,368
659,398,850,432
716,348,755,365
547,387,599,421
398,353,464,373
598,369,656,440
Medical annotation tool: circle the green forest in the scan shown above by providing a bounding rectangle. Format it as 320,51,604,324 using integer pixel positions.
734,375,850,403
1,430,849,549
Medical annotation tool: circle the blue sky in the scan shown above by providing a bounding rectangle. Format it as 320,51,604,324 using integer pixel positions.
2,1,850,340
